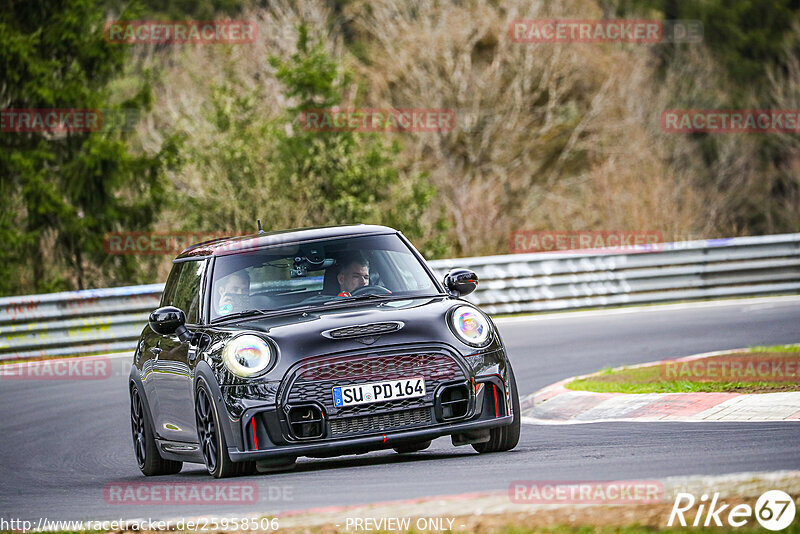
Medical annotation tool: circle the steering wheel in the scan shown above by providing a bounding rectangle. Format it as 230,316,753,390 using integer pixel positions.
351,285,392,296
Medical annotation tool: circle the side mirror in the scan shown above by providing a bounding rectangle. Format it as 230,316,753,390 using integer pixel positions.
443,268,478,297
149,306,193,343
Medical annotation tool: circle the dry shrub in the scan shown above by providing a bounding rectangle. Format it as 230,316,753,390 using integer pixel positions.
134,0,340,219
129,1,341,282
133,0,797,266
346,0,712,255
767,25,800,232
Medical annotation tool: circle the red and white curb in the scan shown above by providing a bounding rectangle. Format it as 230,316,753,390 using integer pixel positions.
520,349,800,424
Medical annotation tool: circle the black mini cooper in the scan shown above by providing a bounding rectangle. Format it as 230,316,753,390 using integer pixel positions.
130,225,520,478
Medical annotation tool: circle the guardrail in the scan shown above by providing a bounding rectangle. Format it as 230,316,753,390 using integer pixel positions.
0,285,163,361
1,233,798,361
428,233,800,315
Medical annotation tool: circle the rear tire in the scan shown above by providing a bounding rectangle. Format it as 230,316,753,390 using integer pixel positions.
195,379,255,478
472,362,521,453
130,385,183,476
393,440,432,454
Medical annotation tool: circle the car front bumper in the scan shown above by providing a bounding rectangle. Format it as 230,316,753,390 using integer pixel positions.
228,413,513,461
225,369,513,462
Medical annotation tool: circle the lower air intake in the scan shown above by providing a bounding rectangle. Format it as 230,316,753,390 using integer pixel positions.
287,405,325,439
439,384,470,420
330,408,431,436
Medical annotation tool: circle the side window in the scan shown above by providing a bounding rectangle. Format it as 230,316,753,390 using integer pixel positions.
160,263,184,307
167,260,205,324
384,250,433,291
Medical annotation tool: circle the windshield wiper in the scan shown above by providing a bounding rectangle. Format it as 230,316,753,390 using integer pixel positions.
211,309,270,323
212,304,328,322
322,294,390,305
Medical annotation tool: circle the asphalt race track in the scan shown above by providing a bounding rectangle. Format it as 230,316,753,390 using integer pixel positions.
1,296,799,522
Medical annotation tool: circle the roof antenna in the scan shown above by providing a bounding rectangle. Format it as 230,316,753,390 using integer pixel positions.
257,219,264,233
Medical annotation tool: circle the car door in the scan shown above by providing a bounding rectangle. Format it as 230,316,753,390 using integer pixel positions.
152,258,207,444
141,262,183,434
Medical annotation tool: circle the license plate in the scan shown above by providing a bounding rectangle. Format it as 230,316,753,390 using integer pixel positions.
332,377,425,408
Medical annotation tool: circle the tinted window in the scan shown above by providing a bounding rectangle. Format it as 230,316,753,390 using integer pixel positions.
164,260,205,323
160,263,183,308
210,234,438,320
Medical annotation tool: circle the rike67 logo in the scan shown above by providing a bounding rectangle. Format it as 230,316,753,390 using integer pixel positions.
669,490,796,531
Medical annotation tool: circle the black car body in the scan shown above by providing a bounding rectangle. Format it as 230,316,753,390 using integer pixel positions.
129,224,520,478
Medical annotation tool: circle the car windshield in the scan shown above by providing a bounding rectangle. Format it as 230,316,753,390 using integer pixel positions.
209,233,439,320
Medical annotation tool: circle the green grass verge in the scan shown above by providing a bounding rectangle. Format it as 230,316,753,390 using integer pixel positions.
519,525,800,534
513,525,800,534
566,345,800,394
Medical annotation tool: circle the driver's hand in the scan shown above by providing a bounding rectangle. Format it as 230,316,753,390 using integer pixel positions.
218,294,234,315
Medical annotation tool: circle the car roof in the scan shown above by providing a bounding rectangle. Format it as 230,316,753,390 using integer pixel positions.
176,224,398,259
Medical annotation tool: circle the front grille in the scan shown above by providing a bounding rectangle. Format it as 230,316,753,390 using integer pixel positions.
323,322,403,339
296,352,461,383
287,352,463,417
282,348,468,439
330,408,431,436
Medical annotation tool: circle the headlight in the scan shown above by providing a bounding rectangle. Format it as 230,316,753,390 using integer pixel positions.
449,306,491,347
222,334,273,377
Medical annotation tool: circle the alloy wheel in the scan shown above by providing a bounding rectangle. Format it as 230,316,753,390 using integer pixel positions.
195,387,219,473
130,389,147,469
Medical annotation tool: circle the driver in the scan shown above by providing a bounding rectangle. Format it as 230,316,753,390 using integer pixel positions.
217,270,250,315
336,253,370,297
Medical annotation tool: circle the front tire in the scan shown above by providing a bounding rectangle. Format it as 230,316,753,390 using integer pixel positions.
195,379,255,478
472,362,521,453
130,385,182,476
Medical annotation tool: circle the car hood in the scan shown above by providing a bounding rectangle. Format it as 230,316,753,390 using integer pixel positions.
211,296,480,373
